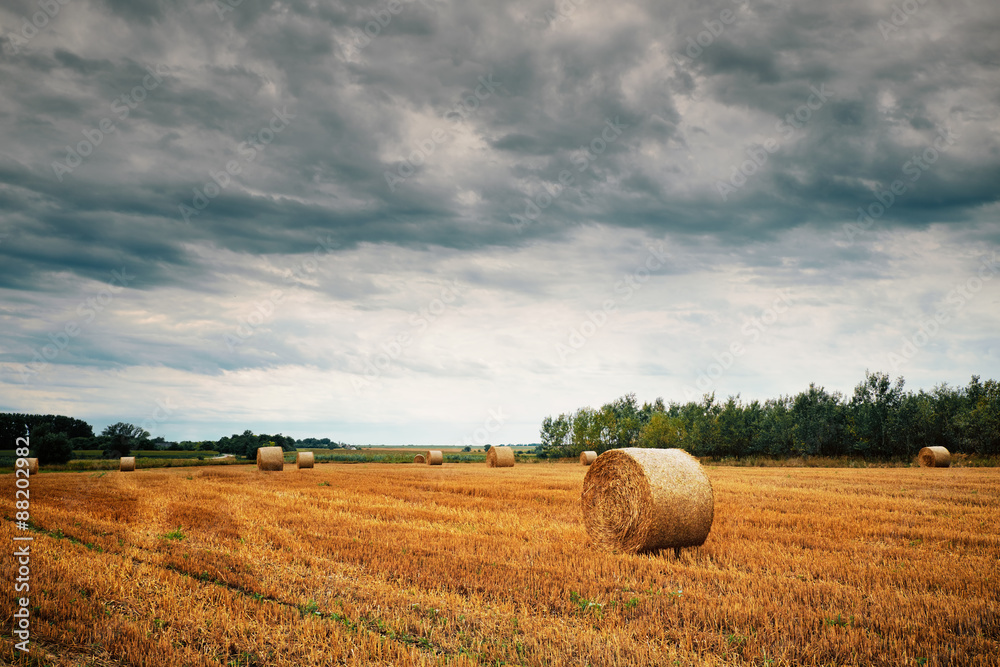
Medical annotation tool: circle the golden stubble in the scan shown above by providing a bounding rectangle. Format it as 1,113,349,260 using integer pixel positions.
2,463,997,666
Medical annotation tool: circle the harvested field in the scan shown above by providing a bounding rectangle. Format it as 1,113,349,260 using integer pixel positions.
2,465,998,666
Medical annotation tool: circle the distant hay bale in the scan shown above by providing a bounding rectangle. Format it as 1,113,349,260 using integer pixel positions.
414,454,426,464
486,446,515,468
296,452,315,469
119,457,135,472
256,446,284,471
918,446,950,468
580,451,597,466
26,458,38,475
427,450,443,465
581,448,714,554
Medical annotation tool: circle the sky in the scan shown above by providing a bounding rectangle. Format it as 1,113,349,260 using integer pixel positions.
0,0,998,445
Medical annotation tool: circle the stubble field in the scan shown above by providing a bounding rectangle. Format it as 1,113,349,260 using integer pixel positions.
2,462,998,666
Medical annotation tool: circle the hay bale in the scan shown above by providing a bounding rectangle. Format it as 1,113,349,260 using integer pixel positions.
918,446,950,468
581,448,713,554
414,454,426,464
119,457,136,472
256,446,285,471
580,451,597,466
486,446,515,468
296,451,315,469
26,458,38,475
427,450,443,465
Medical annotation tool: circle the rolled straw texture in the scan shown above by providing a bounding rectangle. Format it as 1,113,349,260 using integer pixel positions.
427,450,443,465
486,446,515,468
580,451,598,466
26,458,39,475
581,448,713,554
256,446,285,471
296,451,315,469
119,456,136,472
918,446,950,468
414,454,426,464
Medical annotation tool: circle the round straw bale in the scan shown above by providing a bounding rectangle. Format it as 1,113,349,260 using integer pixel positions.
414,454,426,464
26,458,39,475
580,451,598,466
256,446,285,471
119,456,136,472
918,446,950,468
486,446,515,468
427,450,443,465
296,451,315,469
581,448,713,554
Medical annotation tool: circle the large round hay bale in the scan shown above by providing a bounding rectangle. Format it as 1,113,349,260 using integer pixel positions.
256,446,284,471
581,448,713,554
26,458,39,475
427,450,443,465
918,446,950,468
580,451,597,466
486,446,515,468
119,457,136,472
414,454,426,464
296,452,315,469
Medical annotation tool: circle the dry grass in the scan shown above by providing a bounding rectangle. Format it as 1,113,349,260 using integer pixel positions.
2,464,998,666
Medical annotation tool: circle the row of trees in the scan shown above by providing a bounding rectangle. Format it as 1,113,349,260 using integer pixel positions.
22,421,150,464
2,412,333,464
0,413,93,447
295,437,352,449
214,431,297,459
538,373,1000,460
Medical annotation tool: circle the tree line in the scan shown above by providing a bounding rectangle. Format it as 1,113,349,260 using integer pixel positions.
1,413,349,465
538,372,1000,460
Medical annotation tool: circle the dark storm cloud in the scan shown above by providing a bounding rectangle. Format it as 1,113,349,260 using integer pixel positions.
1,0,998,297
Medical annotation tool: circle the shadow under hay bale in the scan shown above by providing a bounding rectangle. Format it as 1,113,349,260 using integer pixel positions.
119,456,136,472
487,446,515,468
581,448,714,554
414,454,426,464
918,446,950,468
580,451,597,466
256,446,284,471
427,450,443,466
296,451,315,469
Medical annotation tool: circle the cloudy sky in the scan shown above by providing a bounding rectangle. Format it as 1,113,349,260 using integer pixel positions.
1,0,998,445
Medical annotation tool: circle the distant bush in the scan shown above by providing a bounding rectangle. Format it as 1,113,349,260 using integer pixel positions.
31,424,74,465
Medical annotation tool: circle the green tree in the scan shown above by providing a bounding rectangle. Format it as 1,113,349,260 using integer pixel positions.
570,408,598,454
716,396,753,458
791,384,846,457
607,393,643,449
101,422,149,458
752,397,795,457
956,376,1000,455
638,412,686,449
681,394,723,456
848,371,905,457
30,424,74,465
539,414,571,457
